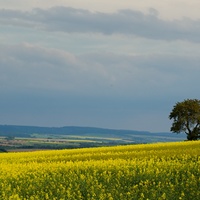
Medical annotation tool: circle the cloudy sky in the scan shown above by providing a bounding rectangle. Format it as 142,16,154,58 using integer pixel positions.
1,1,200,132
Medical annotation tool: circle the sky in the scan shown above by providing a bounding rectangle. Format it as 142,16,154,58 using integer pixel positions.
0,1,200,132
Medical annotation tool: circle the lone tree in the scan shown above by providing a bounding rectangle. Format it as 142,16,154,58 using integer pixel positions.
169,99,200,140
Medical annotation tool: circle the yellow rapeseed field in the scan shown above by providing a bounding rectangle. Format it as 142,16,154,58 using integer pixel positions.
0,141,199,200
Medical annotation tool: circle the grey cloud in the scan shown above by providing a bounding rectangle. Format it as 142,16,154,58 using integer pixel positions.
0,7,200,42
0,44,78,90
0,44,117,93
1,44,200,98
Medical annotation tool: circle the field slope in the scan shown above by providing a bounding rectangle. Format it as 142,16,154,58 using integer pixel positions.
0,141,199,200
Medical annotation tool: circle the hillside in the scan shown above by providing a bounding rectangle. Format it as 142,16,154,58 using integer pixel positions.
0,141,199,199
0,124,185,143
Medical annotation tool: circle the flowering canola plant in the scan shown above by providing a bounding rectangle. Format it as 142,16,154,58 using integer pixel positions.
0,141,199,200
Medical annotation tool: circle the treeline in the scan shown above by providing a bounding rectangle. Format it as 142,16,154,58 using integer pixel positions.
0,148,7,153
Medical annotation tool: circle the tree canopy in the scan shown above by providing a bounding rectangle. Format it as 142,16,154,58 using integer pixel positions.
169,99,200,140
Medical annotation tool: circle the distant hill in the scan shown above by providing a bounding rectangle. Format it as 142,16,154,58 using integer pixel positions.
0,125,186,143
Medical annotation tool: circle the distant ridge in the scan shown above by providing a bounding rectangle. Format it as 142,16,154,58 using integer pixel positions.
0,125,186,143
0,124,146,135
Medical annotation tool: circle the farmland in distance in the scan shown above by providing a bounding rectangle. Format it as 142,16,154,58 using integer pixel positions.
0,125,185,152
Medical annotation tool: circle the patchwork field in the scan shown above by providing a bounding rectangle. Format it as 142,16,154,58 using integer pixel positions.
0,141,199,199
0,134,129,152
0,125,186,152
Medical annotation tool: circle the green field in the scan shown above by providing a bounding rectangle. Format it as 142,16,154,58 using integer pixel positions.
0,134,130,152
0,141,199,199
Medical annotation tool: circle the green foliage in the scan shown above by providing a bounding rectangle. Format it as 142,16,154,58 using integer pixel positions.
0,148,7,153
5,136,15,140
169,99,200,140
